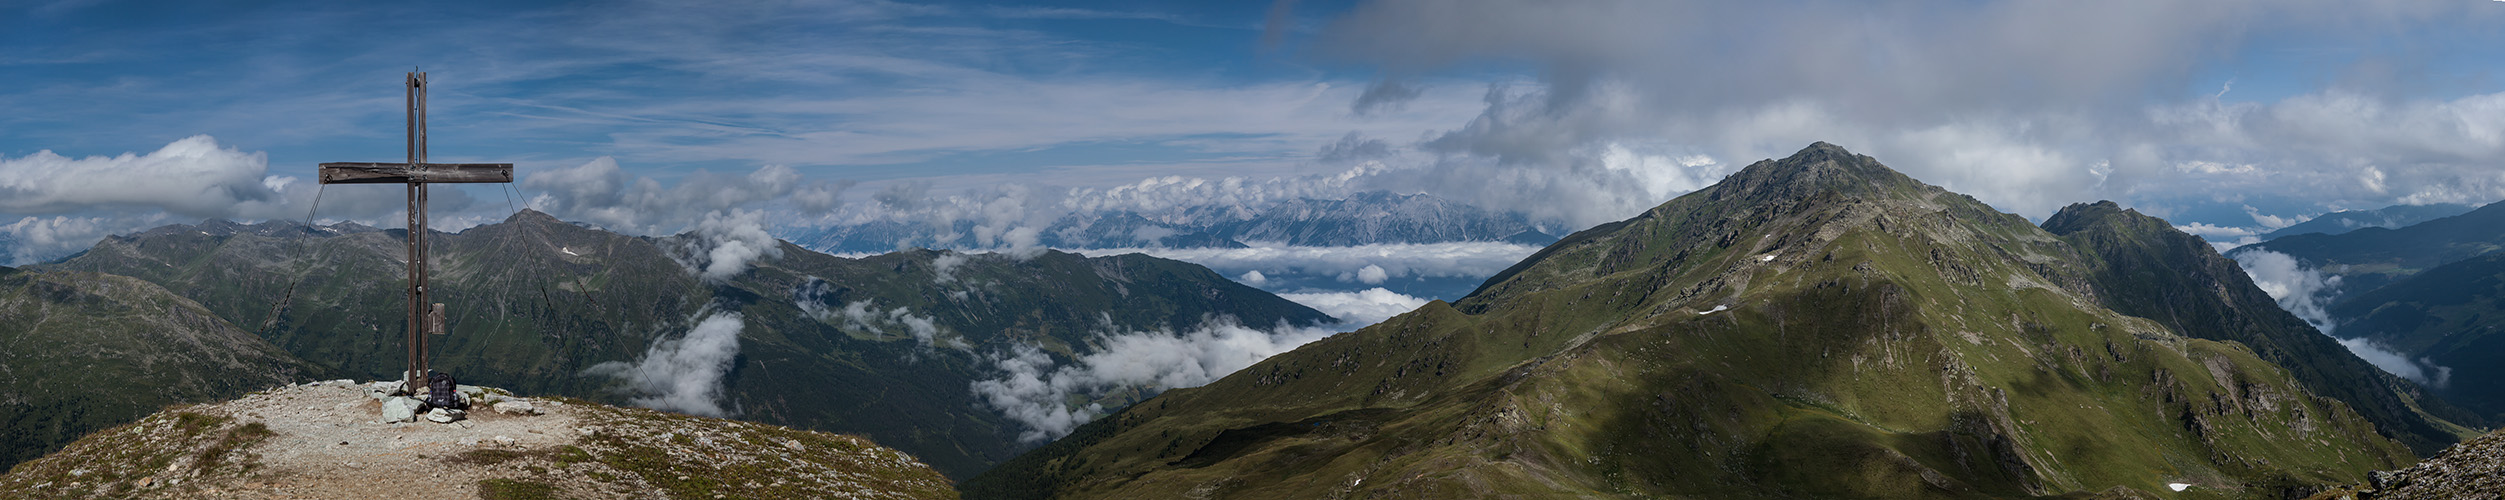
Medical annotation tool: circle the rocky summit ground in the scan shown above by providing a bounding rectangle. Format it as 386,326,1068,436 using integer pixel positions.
2308,429,2505,500
0,380,956,499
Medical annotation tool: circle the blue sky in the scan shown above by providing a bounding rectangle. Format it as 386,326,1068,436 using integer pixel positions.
6,0,2505,263
3,1,1381,178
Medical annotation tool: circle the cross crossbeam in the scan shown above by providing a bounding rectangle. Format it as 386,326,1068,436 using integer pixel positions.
317,71,515,393
317,162,513,184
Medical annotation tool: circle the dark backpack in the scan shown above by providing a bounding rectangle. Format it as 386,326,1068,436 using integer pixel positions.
425,371,465,410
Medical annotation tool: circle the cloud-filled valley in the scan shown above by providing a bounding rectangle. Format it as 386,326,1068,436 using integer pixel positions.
583,311,748,418
2232,249,2452,388
969,318,1342,443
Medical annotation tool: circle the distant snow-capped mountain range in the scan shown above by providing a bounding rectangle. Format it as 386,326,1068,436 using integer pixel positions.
777,191,1565,254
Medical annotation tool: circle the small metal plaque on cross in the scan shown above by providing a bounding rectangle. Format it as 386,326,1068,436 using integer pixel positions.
319,72,514,392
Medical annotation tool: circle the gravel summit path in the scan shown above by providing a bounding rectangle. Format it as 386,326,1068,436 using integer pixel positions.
198,381,583,499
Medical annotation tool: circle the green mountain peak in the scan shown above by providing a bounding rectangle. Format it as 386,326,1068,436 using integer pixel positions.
969,142,2468,499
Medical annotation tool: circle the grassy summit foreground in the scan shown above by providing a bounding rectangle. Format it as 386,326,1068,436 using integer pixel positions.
0,380,956,500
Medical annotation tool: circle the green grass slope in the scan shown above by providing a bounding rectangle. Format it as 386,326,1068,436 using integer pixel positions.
966,143,2448,499
0,267,329,471
35,210,1331,479
2045,202,2484,456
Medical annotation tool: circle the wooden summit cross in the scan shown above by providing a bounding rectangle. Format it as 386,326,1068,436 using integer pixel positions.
319,71,513,393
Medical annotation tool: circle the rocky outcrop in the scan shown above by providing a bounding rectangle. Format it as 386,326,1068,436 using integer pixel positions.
2310,429,2505,500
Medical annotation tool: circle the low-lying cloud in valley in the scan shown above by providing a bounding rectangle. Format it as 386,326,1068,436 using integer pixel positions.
970,318,1340,443
668,209,783,283
2233,249,2450,388
584,311,747,417
968,284,1434,443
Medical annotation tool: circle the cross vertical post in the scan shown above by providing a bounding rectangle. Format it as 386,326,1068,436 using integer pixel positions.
320,71,515,393
406,71,428,393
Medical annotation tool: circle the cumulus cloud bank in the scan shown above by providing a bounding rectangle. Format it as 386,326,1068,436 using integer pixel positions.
666,209,783,283
0,136,284,218
970,318,1337,443
585,311,746,417
2233,249,2449,388
794,276,960,349
3,215,146,265
931,252,970,284
1278,287,1431,328
525,158,847,236
0,136,397,263
2233,250,2343,331
827,300,953,349
1306,0,2505,221
0,135,509,263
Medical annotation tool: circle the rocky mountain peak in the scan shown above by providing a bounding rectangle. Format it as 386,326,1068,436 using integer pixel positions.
1704,142,1926,207
2041,200,2158,237
500,208,564,226
972,142,2465,499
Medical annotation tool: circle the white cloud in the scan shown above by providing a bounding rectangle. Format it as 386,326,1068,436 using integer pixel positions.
794,281,960,350
1277,287,1430,328
0,135,286,218
1354,264,1388,284
583,311,745,417
2244,205,2307,230
524,158,841,236
667,209,782,284
2176,161,2257,175
2207,236,2262,254
1307,0,2505,221
970,318,1337,443
827,301,953,349
2174,222,2257,239
931,252,969,284
2,215,137,265
2336,337,2438,389
1237,269,1268,286
2233,248,2453,387
2232,249,2343,333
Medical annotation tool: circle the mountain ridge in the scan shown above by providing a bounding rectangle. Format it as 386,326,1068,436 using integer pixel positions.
35,208,1334,479
2330,250,2505,419
0,268,333,471
2259,203,2476,241
2235,200,2505,303
966,142,2459,499
2045,200,2487,455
